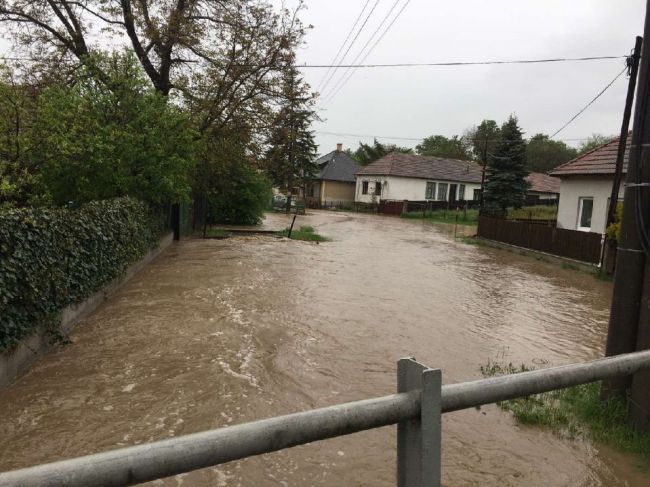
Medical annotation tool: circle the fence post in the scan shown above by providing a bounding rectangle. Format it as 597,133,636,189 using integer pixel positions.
397,358,442,487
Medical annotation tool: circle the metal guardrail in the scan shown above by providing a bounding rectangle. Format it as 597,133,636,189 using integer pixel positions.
1,350,650,487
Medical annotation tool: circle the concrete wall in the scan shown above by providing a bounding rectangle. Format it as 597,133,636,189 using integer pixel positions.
556,176,622,234
0,233,174,388
355,175,481,203
320,180,356,205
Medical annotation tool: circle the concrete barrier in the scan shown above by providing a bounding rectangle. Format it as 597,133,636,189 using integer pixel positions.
0,233,174,388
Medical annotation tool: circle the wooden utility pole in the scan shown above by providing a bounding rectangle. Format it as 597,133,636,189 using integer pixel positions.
603,1,650,403
606,36,643,229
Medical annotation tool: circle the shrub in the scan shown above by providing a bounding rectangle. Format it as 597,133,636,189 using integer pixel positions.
207,161,272,225
0,197,162,351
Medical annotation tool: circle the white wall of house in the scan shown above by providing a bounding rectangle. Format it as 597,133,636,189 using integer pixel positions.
354,175,481,203
556,176,622,234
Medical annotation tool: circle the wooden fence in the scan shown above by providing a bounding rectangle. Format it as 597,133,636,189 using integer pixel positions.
477,216,603,264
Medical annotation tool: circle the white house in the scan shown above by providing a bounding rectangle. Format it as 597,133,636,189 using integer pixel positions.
355,153,483,204
549,136,628,234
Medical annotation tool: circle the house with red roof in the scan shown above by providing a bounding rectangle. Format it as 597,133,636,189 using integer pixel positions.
355,153,484,204
355,152,559,206
549,136,628,233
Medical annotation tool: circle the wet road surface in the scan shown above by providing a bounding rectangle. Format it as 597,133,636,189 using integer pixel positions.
1,210,647,486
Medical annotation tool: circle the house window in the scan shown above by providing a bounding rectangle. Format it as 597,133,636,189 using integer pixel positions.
578,197,594,231
459,184,466,201
473,189,482,201
425,182,436,199
437,183,448,201
375,181,382,196
362,181,369,195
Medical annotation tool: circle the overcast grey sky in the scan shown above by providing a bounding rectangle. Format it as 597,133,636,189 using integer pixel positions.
282,0,646,155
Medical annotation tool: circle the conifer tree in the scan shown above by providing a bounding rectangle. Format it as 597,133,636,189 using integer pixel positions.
264,64,318,212
483,115,530,216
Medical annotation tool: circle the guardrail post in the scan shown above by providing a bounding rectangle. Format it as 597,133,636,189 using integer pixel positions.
397,358,441,487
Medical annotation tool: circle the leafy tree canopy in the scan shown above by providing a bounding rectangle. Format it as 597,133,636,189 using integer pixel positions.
352,139,412,165
1,53,196,208
415,135,471,160
526,133,578,173
465,120,501,163
578,134,616,155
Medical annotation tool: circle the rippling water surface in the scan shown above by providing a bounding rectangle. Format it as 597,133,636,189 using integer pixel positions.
1,211,647,486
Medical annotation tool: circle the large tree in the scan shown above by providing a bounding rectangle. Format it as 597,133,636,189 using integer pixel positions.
352,139,412,165
0,53,196,208
465,120,501,163
526,133,578,173
0,1,301,90
483,115,530,216
415,135,471,160
263,64,317,212
578,133,616,155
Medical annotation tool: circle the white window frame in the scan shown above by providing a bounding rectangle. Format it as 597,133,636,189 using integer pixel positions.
437,183,448,201
362,181,369,195
577,197,594,232
459,184,466,201
425,182,436,200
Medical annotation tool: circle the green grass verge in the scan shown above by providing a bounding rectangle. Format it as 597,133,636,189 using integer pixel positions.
279,225,330,242
402,208,479,224
507,205,558,220
200,228,232,239
481,360,650,468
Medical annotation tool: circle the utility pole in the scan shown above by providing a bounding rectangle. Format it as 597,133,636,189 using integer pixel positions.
606,37,643,229
603,1,650,403
478,136,488,215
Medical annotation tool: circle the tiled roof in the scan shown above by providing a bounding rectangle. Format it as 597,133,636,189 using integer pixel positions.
355,152,483,183
526,172,560,194
549,135,630,177
313,151,360,182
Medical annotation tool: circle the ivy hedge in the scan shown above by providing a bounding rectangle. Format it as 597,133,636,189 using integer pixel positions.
0,198,163,351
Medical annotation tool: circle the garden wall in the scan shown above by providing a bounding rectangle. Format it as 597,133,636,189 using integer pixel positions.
0,198,171,387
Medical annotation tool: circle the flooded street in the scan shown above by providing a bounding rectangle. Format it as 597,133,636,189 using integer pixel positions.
0,210,646,486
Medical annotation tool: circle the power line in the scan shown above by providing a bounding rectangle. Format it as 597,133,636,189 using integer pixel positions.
0,54,627,68
318,0,382,95
316,129,602,143
551,64,628,138
320,0,402,100
316,0,371,92
323,0,412,104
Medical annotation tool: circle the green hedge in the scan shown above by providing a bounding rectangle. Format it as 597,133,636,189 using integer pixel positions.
0,198,163,351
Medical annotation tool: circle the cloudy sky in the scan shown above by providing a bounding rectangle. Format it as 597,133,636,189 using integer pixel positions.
280,0,646,155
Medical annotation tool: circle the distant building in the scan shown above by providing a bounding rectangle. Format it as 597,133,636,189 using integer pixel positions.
549,136,628,233
354,153,484,204
305,144,360,207
525,172,560,204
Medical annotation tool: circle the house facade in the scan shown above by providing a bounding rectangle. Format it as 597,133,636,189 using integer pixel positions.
549,136,628,234
306,144,360,207
355,153,483,204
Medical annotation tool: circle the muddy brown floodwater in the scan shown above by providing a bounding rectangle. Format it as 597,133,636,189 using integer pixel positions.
1,211,648,486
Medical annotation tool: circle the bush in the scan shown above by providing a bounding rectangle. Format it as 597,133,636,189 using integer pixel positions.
207,161,272,225
0,197,162,351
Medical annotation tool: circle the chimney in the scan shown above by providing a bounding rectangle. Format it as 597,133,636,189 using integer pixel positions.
336,143,343,152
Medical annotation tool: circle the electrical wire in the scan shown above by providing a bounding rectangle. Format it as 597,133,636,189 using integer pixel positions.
0,55,626,68
318,0,382,96
551,64,628,138
323,0,411,104
320,0,402,100
316,0,371,92
316,130,598,143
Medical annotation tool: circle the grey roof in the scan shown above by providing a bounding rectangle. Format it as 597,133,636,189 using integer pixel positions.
313,151,360,183
356,152,483,183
